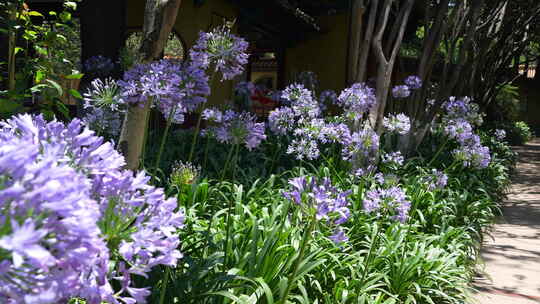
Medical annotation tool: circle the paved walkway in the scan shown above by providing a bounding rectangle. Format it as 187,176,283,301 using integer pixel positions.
474,139,540,304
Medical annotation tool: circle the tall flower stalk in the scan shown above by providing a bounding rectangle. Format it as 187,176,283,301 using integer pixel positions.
279,214,317,304
279,176,352,303
154,103,179,175
187,25,249,162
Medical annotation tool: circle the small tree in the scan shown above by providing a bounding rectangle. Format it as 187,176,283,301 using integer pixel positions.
118,0,183,170
347,0,416,133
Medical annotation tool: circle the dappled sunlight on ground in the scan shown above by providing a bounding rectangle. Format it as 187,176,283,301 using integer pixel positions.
474,139,540,304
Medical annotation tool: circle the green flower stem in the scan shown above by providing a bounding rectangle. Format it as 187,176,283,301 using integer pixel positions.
320,153,344,185
279,214,317,304
222,143,240,271
203,136,211,171
230,143,240,181
220,144,236,182
359,222,379,287
268,141,281,174
154,103,178,175
158,267,171,304
187,111,203,163
428,137,450,166
188,72,216,163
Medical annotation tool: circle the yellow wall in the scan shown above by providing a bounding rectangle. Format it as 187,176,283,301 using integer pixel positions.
127,2,351,103
284,14,349,93
127,0,240,106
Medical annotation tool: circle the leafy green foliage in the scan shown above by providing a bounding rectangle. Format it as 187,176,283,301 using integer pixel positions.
134,127,517,303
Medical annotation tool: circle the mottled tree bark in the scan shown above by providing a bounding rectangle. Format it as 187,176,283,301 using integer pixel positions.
369,0,415,134
356,0,379,83
347,0,365,85
118,0,182,170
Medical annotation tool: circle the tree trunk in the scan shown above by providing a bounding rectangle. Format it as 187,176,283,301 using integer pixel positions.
347,0,365,85
370,0,415,134
356,0,379,83
118,0,183,170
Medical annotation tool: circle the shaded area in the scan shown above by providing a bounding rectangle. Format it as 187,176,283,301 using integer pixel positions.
474,139,540,304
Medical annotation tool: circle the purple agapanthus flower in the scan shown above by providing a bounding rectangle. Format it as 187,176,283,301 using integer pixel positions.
0,114,184,304
118,59,210,124
83,77,124,111
383,113,410,135
425,169,448,191
203,109,266,150
190,26,249,80
342,124,380,166
82,106,123,138
82,78,125,138
296,71,319,91
320,90,338,105
329,228,349,243
404,75,422,90
442,96,484,126
441,96,491,168
452,144,491,169
84,55,115,79
283,176,352,243
444,119,474,145
268,106,296,135
363,186,411,223
392,85,411,98
382,151,404,166
281,84,321,118
337,83,376,120
202,107,224,123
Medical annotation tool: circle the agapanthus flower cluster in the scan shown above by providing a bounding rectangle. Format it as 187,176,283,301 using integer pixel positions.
202,108,266,150
281,84,321,118
83,77,125,111
283,176,352,243
453,143,491,169
285,118,337,160
382,151,404,166
268,106,296,135
423,169,448,191
441,97,491,169
82,107,123,138
189,26,249,80
268,84,342,160
320,90,338,106
82,78,125,138
442,96,484,126
495,129,506,141
337,82,376,120
392,85,411,98
341,124,380,168
235,81,255,97
118,59,210,124
0,114,184,304
170,161,201,186
383,113,411,135
83,55,115,79
353,165,377,179
363,185,411,223
443,119,474,145
404,75,423,90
